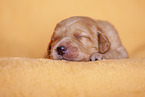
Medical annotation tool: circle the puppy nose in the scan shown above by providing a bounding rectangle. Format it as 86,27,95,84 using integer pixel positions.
57,46,67,55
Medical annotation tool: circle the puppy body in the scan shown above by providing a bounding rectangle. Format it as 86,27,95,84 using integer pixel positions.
47,16,128,61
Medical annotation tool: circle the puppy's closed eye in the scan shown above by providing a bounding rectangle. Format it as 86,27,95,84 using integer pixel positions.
74,30,89,39
74,33,88,39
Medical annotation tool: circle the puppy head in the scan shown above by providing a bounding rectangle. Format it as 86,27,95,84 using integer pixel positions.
47,16,110,61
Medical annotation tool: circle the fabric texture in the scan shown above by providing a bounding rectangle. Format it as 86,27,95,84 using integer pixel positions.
0,58,145,97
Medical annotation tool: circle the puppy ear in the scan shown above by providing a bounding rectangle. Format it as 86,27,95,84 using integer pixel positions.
48,41,51,57
46,40,52,58
98,32,111,54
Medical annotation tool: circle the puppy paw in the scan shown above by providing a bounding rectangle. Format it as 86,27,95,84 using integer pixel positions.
89,53,104,61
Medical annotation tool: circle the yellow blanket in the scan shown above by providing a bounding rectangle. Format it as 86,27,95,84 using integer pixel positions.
0,58,145,97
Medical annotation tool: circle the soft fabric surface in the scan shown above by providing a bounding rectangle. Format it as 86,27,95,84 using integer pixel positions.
0,58,145,97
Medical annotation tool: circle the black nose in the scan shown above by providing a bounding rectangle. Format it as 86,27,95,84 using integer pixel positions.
57,46,67,56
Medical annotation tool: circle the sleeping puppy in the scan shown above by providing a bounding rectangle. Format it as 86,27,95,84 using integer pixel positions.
46,16,128,61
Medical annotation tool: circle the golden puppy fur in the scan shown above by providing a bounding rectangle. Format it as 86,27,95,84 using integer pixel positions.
46,16,128,61
0,58,145,97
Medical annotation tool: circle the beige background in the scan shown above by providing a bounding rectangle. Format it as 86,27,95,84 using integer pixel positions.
0,0,145,58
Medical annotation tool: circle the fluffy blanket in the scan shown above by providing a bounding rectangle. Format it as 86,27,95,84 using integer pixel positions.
0,58,145,97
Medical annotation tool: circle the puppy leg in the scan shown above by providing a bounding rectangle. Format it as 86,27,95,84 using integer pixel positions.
90,46,128,61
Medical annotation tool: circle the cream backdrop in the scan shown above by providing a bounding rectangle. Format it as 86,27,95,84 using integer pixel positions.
0,0,145,58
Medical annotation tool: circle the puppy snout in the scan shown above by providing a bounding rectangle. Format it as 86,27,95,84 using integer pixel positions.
57,46,67,56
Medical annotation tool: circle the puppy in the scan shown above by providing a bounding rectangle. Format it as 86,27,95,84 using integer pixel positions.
46,16,128,61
